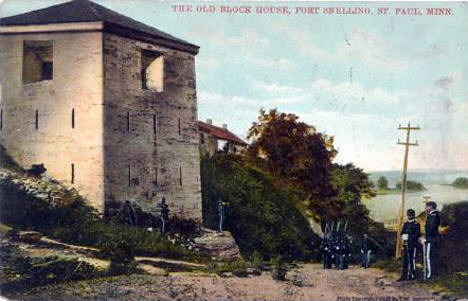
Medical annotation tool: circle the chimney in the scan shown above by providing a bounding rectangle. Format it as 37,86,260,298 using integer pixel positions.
222,124,228,130
206,118,212,125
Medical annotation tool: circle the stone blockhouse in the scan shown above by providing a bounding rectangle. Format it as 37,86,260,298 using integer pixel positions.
0,0,202,221
197,119,247,157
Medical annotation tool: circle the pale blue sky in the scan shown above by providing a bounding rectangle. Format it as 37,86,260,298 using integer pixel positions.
1,1,467,171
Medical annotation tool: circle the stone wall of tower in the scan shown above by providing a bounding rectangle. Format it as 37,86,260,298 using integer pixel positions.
102,33,202,222
0,31,105,210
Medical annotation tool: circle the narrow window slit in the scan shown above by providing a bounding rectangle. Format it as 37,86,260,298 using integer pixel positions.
128,164,131,187
71,163,75,184
127,111,130,132
178,117,181,136
71,108,75,129
155,167,158,185
35,110,39,130
179,166,183,186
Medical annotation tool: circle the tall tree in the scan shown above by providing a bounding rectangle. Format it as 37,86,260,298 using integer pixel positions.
377,176,389,190
247,109,338,216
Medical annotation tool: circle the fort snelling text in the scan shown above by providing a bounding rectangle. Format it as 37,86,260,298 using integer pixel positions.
171,5,454,16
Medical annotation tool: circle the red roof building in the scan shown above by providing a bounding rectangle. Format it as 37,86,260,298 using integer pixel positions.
197,119,247,156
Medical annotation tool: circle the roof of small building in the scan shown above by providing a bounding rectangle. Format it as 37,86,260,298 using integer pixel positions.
197,121,247,145
0,0,199,54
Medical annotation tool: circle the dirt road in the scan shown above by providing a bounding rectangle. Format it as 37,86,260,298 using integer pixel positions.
9,263,447,301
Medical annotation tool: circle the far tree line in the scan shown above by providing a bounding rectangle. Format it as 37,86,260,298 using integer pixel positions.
376,176,426,192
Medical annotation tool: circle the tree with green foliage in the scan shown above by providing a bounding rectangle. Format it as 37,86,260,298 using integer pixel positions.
200,154,321,261
377,176,389,190
247,109,338,217
244,109,391,258
440,201,468,272
395,180,426,191
451,177,468,189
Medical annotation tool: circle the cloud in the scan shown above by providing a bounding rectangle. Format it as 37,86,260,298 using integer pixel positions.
434,72,462,88
337,29,405,69
254,80,303,94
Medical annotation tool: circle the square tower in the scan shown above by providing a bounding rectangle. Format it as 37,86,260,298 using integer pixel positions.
0,0,202,221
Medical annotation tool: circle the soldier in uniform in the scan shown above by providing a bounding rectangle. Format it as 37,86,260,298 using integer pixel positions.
398,209,421,281
321,225,333,269
424,201,440,280
217,198,225,232
335,229,351,270
159,197,169,234
360,233,373,269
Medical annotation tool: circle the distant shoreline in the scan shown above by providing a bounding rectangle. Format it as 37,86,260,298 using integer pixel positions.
374,189,424,196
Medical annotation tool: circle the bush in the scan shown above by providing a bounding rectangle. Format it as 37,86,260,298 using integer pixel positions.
439,201,468,272
0,172,203,262
201,154,320,262
0,244,103,293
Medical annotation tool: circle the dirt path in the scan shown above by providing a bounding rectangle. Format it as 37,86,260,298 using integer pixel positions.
11,263,445,301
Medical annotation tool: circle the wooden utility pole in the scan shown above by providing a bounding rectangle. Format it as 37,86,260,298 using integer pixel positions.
395,122,420,259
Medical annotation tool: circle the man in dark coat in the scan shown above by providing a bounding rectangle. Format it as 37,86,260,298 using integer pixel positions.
398,209,421,281
424,201,440,280
360,233,373,269
321,226,334,269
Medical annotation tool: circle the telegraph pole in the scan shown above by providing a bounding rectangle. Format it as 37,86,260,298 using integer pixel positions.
395,122,420,258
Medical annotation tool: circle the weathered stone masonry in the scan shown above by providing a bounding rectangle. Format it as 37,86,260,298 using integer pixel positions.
0,0,202,222
103,33,202,220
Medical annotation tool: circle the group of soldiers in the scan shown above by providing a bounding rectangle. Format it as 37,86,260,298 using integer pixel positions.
121,197,169,233
399,201,440,281
320,201,441,281
320,221,352,270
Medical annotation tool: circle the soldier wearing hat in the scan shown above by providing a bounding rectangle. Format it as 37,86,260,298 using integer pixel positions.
424,201,440,280
398,208,420,281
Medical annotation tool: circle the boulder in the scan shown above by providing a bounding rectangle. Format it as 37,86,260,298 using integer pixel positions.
194,229,241,261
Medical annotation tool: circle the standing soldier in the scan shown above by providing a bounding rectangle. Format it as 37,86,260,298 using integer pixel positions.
159,197,169,234
398,209,420,281
321,224,333,269
217,198,225,233
360,233,373,269
424,201,440,280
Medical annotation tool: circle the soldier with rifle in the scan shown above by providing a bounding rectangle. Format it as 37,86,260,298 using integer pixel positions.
321,223,333,269
159,197,169,234
217,198,225,233
335,221,351,270
398,209,421,281
422,201,440,280
360,233,373,269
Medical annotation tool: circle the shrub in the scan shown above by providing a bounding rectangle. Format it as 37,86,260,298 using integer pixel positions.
0,244,103,293
201,154,320,261
0,172,203,262
439,201,468,272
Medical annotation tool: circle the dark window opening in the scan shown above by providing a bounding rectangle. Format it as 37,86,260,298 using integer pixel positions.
0,109,3,131
200,133,205,144
179,166,183,186
153,114,157,135
154,167,158,185
126,111,130,132
23,41,53,84
178,117,181,136
42,62,53,80
71,163,75,184
71,108,75,129
35,110,39,130
128,165,131,187
141,49,164,91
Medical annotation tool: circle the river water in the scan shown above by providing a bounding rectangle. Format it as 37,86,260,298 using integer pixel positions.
363,184,468,223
